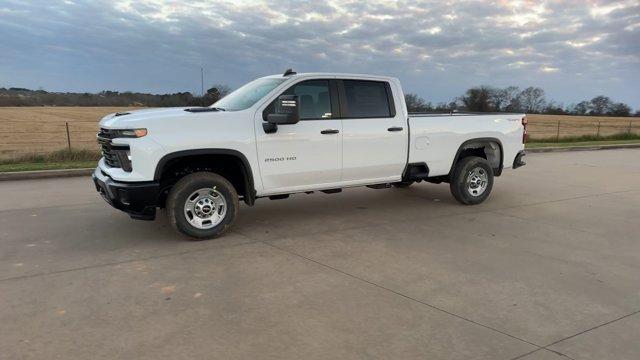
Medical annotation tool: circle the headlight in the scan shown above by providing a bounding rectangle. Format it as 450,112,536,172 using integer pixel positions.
118,128,147,138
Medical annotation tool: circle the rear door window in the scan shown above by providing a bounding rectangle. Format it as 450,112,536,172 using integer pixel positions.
342,80,391,118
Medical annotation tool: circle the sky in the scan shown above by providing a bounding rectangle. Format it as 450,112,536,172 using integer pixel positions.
1,0,639,109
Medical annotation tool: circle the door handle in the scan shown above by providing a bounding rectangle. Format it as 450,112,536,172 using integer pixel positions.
321,129,340,134
387,127,403,132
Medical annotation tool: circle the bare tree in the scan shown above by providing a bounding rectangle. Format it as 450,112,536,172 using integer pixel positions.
504,86,521,112
404,93,432,112
460,86,494,112
517,87,546,113
211,84,231,98
487,87,507,111
434,102,449,111
572,101,590,115
542,101,567,115
608,102,631,116
588,96,612,115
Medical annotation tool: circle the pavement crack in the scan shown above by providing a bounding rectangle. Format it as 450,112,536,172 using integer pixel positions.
488,210,600,238
491,188,638,212
509,348,576,360
262,240,543,350
510,310,640,360
546,349,577,360
542,310,640,349
0,237,262,283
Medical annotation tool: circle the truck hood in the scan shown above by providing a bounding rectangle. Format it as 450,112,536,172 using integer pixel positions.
99,107,226,128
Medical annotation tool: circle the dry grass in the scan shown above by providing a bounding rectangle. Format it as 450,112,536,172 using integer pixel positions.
0,148,100,165
0,107,140,157
527,114,640,139
0,107,638,158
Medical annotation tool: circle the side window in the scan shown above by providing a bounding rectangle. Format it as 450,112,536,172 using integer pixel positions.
342,80,391,118
282,80,332,120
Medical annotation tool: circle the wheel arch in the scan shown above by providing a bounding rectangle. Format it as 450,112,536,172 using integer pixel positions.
154,149,256,206
449,138,504,176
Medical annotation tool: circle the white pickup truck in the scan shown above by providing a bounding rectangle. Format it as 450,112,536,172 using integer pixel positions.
93,70,527,239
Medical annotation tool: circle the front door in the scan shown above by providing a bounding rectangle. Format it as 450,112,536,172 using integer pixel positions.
255,79,342,193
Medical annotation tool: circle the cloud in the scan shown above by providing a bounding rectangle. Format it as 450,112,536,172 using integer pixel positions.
0,0,638,108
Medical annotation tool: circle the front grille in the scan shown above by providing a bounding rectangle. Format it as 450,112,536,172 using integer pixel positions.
97,128,128,168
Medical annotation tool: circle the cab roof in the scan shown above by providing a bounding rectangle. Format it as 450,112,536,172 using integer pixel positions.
262,72,398,83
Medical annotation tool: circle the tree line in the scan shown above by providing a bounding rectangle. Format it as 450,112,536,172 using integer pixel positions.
0,86,230,107
1,84,636,117
405,86,637,116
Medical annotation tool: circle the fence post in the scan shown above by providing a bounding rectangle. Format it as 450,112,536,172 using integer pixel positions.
556,120,561,142
596,121,601,139
628,119,633,134
65,122,71,151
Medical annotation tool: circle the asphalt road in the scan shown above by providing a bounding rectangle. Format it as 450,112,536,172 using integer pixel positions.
1,149,639,360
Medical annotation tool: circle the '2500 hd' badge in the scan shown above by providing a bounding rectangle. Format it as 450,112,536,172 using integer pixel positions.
265,156,296,163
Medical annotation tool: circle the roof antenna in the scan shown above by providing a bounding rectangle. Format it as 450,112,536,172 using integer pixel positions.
283,68,296,76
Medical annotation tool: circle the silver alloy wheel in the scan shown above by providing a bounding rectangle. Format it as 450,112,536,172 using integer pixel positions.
183,187,227,229
466,167,488,197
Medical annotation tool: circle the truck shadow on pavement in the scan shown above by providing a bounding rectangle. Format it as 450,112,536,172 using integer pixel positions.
114,184,463,243
230,184,473,242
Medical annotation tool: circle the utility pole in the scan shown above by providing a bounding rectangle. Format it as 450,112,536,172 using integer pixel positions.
200,67,205,107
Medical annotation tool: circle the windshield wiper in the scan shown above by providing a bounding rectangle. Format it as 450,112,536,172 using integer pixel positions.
184,107,225,113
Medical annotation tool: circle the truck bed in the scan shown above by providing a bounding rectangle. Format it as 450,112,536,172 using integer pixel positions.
407,113,525,176
409,111,524,117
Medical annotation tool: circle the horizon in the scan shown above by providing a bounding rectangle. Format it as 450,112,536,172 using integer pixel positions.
1,1,638,109
2,81,637,113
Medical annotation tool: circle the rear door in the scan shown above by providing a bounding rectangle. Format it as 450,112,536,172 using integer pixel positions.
255,79,343,192
339,79,407,183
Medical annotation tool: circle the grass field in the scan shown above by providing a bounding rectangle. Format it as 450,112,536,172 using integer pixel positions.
0,107,140,158
0,161,97,172
0,107,638,159
0,148,100,172
526,114,639,139
526,139,640,148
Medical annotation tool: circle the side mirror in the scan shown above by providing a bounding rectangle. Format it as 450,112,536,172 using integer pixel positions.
267,95,300,125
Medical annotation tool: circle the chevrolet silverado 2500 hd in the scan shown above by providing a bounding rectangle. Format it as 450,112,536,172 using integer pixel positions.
93,70,527,239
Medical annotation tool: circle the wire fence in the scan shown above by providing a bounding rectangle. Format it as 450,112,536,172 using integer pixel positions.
0,121,101,159
527,118,639,141
0,118,638,159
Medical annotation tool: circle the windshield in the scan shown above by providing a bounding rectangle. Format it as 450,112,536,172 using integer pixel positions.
212,77,286,111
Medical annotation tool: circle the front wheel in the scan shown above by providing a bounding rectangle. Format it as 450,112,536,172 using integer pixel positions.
167,172,239,240
449,156,494,205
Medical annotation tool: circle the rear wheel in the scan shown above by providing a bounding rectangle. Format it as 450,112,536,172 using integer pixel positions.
449,156,494,205
167,172,238,240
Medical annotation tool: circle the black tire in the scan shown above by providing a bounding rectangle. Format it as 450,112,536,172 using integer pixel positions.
449,156,494,205
392,181,415,188
167,172,239,240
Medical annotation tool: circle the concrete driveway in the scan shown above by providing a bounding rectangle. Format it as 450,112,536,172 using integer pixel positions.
1,149,639,359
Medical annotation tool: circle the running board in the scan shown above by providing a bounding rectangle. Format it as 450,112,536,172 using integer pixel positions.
268,194,290,200
367,183,392,189
320,188,342,194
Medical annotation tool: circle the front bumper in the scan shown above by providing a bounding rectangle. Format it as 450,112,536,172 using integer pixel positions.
513,150,526,169
92,167,160,220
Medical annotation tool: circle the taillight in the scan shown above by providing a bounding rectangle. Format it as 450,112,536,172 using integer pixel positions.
522,116,528,144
